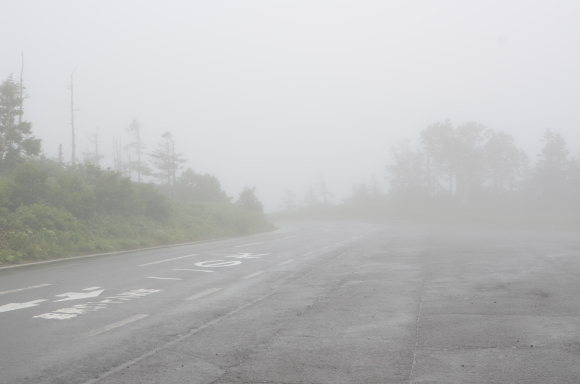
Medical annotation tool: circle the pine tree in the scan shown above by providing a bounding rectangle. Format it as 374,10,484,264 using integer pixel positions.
149,132,187,187
0,75,41,171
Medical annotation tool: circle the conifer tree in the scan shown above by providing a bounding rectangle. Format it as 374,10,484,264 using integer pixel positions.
0,75,41,171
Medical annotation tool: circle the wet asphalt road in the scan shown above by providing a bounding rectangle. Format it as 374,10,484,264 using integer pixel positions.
1,220,580,383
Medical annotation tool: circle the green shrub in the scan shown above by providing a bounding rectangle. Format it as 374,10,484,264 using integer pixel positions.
0,160,274,265
13,204,79,232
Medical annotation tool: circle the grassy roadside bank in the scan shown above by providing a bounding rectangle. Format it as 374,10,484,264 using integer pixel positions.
0,201,275,265
0,161,275,266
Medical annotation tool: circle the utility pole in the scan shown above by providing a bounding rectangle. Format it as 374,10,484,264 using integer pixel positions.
18,52,24,125
70,65,79,166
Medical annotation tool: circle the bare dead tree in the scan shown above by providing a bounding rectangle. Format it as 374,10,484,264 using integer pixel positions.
112,135,123,173
18,52,24,125
69,65,79,166
83,127,104,165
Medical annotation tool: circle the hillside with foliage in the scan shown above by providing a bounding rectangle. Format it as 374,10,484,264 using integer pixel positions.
277,120,580,229
0,74,273,265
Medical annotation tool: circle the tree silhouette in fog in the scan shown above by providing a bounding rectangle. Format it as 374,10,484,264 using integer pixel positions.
149,132,187,187
0,75,41,172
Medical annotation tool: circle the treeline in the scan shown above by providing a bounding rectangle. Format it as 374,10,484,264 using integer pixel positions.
278,120,580,228
0,74,272,264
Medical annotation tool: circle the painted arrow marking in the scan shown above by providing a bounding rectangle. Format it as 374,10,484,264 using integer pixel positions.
194,260,241,267
54,289,104,302
0,299,47,313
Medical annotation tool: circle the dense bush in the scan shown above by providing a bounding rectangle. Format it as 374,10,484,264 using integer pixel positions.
0,160,274,265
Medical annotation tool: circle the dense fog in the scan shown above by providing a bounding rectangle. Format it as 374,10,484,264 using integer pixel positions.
1,1,579,211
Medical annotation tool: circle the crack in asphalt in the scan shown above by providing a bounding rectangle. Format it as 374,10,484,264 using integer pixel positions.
83,247,356,384
208,248,360,384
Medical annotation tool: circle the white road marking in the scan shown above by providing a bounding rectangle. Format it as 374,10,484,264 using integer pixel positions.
0,283,51,296
138,254,197,267
54,307,91,314
87,314,149,336
34,313,77,320
280,235,297,240
173,269,214,273
234,242,263,248
83,287,101,291
195,260,241,268
105,289,163,301
34,289,162,320
225,253,270,259
278,259,294,266
303,252,314,256
242,271,264,280
79,250,351,384
54,289,104,302
185,287,222,301
0,299,47,313
147,277,182,280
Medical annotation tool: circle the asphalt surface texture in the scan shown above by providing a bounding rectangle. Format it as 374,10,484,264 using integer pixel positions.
1,220,580,384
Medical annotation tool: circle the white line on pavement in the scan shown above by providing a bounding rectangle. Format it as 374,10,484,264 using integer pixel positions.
87,314,149,336
234,242,263,248
303,252,314,256
0,299,47,313
54,289,105,302
0,283,51,296
185,287,222,301
173,269,214,273
278,260,294,266
242,271,264,280
83,287,101,291
280,235,298,240
138,254,197,267
147,277,182,280
81,250,351,384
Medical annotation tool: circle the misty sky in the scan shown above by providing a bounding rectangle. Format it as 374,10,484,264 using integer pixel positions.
1,1,579,211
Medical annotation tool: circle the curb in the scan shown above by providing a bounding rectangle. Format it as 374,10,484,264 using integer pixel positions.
0,236,239,271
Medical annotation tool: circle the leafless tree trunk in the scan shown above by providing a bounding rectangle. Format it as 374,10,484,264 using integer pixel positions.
18,52,24,125
70,65,79,166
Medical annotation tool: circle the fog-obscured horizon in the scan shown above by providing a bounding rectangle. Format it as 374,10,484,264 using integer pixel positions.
2,1,579,212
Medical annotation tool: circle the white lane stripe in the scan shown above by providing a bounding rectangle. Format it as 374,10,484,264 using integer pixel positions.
173,269,214,273
83,287,101,291
139,254,197,267
234,242,263,248
147,277,182,280
0,299,47,313
80,250,351,384
303,252,314,256
280,235,297,240
185,287,222,301
278,259,294,266
242,271,264,280
87,314,149,336
0,283,51,296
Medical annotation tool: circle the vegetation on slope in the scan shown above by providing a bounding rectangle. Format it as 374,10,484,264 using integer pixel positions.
0,73,273,265
0,161,273,265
